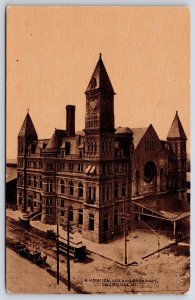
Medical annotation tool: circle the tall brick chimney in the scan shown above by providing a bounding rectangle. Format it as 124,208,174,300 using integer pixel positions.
66,105,75,137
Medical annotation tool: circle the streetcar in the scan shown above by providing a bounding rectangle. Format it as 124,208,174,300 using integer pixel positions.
46,229,87,261
58,235,86,261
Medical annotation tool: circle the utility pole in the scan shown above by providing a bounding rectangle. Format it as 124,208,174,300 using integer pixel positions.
123,200,127,265
67,207,71,291
23,139,27,212
56,223,60,284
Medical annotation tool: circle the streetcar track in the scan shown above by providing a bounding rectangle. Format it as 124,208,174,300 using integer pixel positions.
6,220,55,248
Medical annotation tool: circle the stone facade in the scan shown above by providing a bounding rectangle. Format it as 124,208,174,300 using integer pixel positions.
17,55,187,243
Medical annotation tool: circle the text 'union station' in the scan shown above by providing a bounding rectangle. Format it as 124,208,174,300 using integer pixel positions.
17,54,189,243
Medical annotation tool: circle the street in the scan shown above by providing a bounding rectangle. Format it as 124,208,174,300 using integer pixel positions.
6,214,190,294
6,248,72,294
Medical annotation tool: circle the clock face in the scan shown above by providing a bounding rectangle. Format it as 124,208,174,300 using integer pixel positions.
90,99,97,109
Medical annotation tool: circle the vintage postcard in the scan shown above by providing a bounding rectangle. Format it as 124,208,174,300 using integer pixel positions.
6,6,190,294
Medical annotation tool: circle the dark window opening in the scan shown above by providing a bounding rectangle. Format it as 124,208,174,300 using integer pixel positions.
69,207,73,222
78,209,83,225
122,183,126,197
69,181,74,196
114,183,118,199
114,210,118,226
78,182,83,198
103,215,109,232
89,214,94,231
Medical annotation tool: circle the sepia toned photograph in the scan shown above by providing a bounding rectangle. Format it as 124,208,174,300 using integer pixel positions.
6,6,190,294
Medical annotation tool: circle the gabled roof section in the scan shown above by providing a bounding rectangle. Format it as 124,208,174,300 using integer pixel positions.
167,111,187,140
18,112,38,138
86,54,114,93
115,127,132,135
46,129,67,150
131,127,148,149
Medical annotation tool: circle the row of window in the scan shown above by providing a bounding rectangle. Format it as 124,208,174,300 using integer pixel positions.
86,115,99,128
19,160,129,175
26,175,42,189
17,193,124,232
83,140,97,154
26,160,43,169
19,176,127,202
102,162,128,175
144,140,157,151
59,181,84,198
59,210,121,232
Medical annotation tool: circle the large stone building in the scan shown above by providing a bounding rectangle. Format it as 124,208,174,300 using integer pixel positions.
17,55,188,243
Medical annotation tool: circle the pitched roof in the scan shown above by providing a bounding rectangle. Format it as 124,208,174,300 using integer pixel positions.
115,127,132,135
46,129,66,150
167,111,187,140
86,54,114,93
18,112,38,138
131,127,148,148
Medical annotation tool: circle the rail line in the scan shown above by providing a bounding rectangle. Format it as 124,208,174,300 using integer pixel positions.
6,219,55,250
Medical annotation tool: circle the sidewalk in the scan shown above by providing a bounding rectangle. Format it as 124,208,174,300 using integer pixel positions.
6,209,174,265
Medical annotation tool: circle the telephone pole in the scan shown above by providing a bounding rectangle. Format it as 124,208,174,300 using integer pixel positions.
123,200,128,265
56,223,60,284
67,207,71,291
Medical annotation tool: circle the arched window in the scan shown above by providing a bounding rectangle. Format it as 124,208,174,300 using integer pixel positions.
34,175,36,188
114,183,118,199
69,181,74,196
144,161,156,183
78,182,83,198
122,183,126,197
60,179,65,194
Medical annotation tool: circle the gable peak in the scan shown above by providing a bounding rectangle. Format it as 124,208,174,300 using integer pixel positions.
167,111,187,140
18,111,38,138
86,54,114,94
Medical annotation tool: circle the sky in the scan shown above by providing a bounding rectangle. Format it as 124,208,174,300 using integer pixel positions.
6,6,190,159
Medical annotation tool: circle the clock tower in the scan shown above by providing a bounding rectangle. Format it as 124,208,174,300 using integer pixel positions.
85,53,115,135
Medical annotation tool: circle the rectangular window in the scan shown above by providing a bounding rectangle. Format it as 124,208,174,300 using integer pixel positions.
78,164,83,172
89,214,94,231
65,142,71,155
103,187,110,202
115,163,119,172
88,187,96,203
61,210,65,217
46,207,52,215
69,208,73,222
69,163,74,171
46,179,53,193
78,209,83,225
18,193,22,206
114,210,118,226
103,214,109,232
61,199,65,207
46,198,52,206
